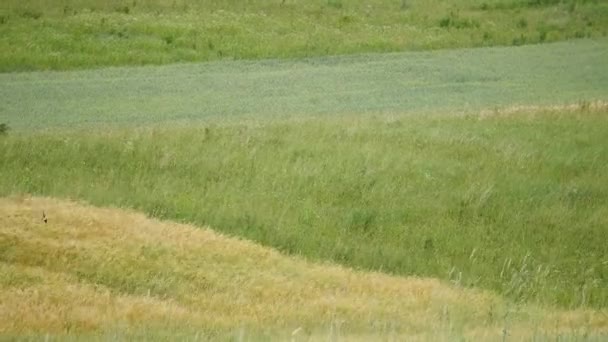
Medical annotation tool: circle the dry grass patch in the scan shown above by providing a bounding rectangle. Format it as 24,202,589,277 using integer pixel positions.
0,196,606,339
477,100,608,119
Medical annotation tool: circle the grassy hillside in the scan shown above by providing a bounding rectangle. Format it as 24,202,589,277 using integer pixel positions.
1,196,606,340
1,38,607,131
2,105,607,310
1,0,607,71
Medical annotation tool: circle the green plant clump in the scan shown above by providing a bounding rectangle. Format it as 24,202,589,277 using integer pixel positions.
0,123,9,136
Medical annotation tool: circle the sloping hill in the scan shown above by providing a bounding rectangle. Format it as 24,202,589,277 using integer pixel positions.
1,196,606,340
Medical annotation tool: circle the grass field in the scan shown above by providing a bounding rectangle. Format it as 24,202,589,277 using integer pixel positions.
2,104,608,313
1,0,607,71
2,0,608,339
1,38,607,131
1,196,607,340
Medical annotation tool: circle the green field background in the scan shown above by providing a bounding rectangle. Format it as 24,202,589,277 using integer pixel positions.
1,39,607,130
1,0,608,324
1,0,607,71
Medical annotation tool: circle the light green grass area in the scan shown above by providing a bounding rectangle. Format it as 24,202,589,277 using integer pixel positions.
2,106,607,310
0,0,607,71
1,38,607,131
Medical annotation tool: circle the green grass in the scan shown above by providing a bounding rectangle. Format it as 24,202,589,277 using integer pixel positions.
2,197,606,340
1,38,607,131
1,0,607,330
1,106,607,309
0,0,607,71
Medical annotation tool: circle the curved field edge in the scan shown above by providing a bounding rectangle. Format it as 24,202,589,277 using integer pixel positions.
0,196,606,340
1,105,607,311
1,0,607,72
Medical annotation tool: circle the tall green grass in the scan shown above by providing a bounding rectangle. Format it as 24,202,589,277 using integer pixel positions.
1,0,607,71
1,107,607,308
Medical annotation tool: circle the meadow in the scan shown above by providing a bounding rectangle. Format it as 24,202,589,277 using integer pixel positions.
0,0,607,71
2,104,608,312
2,197,606,340
1,0,608,339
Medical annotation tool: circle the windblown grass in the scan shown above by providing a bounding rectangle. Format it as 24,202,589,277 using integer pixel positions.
0,0,607,71
1,105,607,310
1,196,606,340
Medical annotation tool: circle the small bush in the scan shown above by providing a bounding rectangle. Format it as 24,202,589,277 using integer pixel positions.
18,9,42,20
115,5,130,15
512,34,527,46
63,5,78,16
0,123,9,136
109,27,128,38
347,209,376,234
439,12,480,29
517,18,528,29
340,15,354,24
539,29,548,42
163,35,175,45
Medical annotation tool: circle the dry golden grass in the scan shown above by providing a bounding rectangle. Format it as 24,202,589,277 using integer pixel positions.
0,196,606,340
477,100,608,119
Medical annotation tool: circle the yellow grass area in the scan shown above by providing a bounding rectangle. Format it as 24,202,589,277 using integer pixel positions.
0,196,606,340
477,100,608,119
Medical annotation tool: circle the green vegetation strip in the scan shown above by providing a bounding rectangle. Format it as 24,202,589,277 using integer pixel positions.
1,39,607,131
1,0,607,71
1,107,607,309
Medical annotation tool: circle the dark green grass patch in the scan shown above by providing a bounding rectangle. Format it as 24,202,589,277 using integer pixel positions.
1,0,607,71
1,108,607,308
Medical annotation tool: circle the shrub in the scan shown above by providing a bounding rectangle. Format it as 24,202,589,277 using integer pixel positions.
0,123,9,136
439,12,480,29
18,9,42,20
